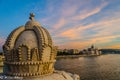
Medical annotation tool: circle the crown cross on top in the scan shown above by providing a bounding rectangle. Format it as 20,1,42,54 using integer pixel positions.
29,13,35,21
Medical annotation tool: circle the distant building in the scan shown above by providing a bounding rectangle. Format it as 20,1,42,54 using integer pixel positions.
80,45,101,55
63,49,69,53
68,49,79,55
57,49,79,55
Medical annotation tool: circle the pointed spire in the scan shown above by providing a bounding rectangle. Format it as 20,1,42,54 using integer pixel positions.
29,13,35,21
91,44,94,49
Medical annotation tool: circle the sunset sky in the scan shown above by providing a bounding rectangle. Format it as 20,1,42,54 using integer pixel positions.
0,0,120,50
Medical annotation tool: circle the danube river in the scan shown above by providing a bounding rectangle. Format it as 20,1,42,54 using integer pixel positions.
55,54,120,80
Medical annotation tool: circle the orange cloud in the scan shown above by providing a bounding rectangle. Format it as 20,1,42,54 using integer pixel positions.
104,44,120,49
58,35,120,49
49,1,108,35
59,23,96,39
91,18,120,38
38,0,120,49
54,16,120,49
60,17,120,40
90,35,120,43
72,2,108,21
53,18,66,30
60,28,77,39
58,41,90,49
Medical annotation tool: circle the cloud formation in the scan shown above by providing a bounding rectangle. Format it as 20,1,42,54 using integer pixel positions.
35,0,120,49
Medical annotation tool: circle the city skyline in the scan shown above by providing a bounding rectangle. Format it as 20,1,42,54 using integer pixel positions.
0,0,120,50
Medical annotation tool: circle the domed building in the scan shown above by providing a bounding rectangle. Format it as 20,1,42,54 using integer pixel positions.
3,13,57,77
2,13,80,80
80,45,101,55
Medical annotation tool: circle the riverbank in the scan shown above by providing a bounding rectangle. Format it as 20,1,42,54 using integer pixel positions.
57,54,101,59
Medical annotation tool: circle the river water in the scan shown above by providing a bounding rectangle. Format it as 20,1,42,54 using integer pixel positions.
55,54,120,80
